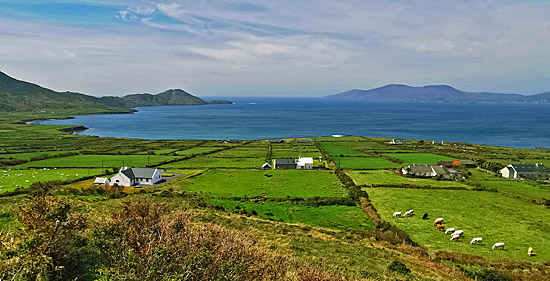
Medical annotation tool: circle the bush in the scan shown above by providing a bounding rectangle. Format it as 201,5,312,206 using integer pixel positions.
387,261,410,275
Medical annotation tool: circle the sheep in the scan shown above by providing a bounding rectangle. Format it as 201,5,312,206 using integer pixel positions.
393,212,402,218
470,238,483,245
433,218,444,226
422,213,428,220
445,228,455,235
453,230,464,236
450,234,461,241
436,225,445,231
492,242,505,250
403,210,414,217
528,247,534,256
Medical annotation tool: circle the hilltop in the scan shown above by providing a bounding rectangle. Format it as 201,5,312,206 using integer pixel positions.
0,71,230,113
326,84,550,103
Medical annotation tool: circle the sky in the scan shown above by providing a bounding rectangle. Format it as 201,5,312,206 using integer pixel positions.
0,0,549,97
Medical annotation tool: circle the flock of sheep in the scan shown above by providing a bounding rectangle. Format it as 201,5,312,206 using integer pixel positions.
393,210,509,251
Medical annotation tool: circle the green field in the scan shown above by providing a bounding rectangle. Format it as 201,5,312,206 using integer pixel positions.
15,154,179,168
164,156,262,168
383,153,455,164
348,170,471,188
210,200,374,231
466,169,550,201
212,147,267,158
175,146,221,156
180,169,346,198
0,151,79,160
368,188,550,261
1,168,105,193
318,142,365,156
333,157,401,169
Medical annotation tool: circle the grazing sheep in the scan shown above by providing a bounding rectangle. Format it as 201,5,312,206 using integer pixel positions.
403,210,414,217
450,234,461,241
436,225,445,231
528,247,534,256
445,228,455,235
422,213,428,220
453,230,464,236
393,212,402,218
470,238,483,244
433,218,444,226
492,243,505,250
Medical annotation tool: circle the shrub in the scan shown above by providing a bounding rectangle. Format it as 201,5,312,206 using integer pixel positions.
387,261,410,275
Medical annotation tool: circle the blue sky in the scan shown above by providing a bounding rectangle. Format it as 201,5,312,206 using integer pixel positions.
1,0,549,97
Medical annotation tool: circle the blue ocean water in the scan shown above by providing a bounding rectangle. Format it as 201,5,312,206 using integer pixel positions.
39,97,550,148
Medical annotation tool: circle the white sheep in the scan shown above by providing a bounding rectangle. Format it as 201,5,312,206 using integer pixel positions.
393,212,402,218
445,228,455,235
492,242,505,250
453,230,464,236
470,238,483,244
403,210,414,217
450,234,461,241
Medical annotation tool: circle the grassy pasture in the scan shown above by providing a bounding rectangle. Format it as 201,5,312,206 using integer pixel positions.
180,169,346,198
212,147,267,158
175,147,221,156
333,157,401,169
368,188,550,261
0,168,104,193
210,200,374,231
315,136,367,142
383,153,455,164
319,142,364,156
348,170,470,188
15,154,178,168
164,156,261,168
466,169,550,201
0,151,79,160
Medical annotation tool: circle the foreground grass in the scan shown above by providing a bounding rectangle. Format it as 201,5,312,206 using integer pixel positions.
179,169,346,198
368,188,550,261
210,199,374,231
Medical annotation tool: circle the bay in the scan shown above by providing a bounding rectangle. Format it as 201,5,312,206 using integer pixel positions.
38,97,550,149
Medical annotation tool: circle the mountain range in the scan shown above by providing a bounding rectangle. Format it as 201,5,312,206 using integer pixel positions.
325,84,550,103
0,71,230,112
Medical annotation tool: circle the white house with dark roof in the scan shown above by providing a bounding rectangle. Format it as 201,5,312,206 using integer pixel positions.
94,177,110,185
107,167,162,187
500,164,550,180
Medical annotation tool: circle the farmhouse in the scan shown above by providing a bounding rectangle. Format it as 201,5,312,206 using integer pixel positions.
432,140,444,145
500,164,550,180
296,157,314,170
261,162,272,169
296,139,312,143
273,159,297,169
402,164,452,179
107,167,162,187
389,138,407,145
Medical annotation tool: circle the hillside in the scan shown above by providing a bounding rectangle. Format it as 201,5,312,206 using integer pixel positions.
0,71,231,112
326,84,550,103
0,71,123,112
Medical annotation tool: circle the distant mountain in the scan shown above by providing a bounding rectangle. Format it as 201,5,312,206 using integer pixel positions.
325,84,550,103
0,71,231,112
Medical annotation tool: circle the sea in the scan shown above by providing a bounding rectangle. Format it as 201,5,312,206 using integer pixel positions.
38,97,550,149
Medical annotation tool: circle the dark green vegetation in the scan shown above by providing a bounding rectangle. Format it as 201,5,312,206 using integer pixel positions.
0,71,229,114
2,108,550,280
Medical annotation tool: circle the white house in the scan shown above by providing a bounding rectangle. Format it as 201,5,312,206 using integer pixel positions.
93,177,110,185
389,138,407,145
500,164,550,180
296,157,314,170
107,167,162,187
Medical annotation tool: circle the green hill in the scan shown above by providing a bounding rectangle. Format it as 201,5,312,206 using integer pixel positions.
0,71,122,112
0,71,231,113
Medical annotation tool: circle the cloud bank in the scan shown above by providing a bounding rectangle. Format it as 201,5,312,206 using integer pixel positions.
0,0,549,96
